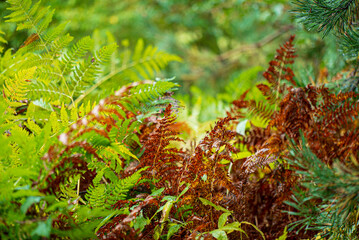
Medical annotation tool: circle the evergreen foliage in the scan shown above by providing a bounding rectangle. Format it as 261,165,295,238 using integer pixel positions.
293,0,359,91
286,135,359,239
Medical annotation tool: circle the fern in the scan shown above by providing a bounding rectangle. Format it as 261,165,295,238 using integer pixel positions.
69,43,118,97
5,0,54,52
86,184,107,208
60,36,94,75
3,67,36,107
0,1,183,239
120,78,179,116
0,29,7,53
108,169,144,205
70,39,181,107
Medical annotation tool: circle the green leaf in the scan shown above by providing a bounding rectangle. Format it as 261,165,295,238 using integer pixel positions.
153,224,164,240
151,187,165,197
198,197,232,213
60,104,69,127
218,213,231,229
276,226,287,240
176,184,190,202
210,230,228,240
240,221,265,240
201,174,208,182
160,200,174,223
167,223,185,240
21,196,43,214
133,213,149,232
31,217,52,238
112,142,138,160
220,222,246,235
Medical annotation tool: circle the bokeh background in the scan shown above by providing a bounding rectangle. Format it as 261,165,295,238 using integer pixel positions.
0,0,345,123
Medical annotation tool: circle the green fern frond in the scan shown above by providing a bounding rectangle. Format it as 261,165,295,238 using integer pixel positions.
87,133,111,148
78,101,96,117
5,0,54,52
0,30,7,53
111,142,138,161
60,104,69,127
5,0,51,32
69,43,118,96
49,111,60,133
60,36,94,75
35,65,62,84
108,118,140,146
86,184,107,208
121,79,179,114
48,34,73,59
248,100,274,123
125,39,182,80
0,101,15,134
107,168,145,205
3,67,36,103
98,147,123,173
20,54,53,69
42,22,67,44
8,125,38,165
59,175,81,199
70,40,181,107
27,80,72,103
25,118,42,135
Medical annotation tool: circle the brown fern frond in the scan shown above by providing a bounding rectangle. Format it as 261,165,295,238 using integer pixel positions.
238,124,273,153
262,35,297,105
134,104,185,195
270,87,313,138
307,93,359,163
226,90,249,119
243,133,285,173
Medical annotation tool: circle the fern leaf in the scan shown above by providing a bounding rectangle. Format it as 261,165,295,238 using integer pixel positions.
5,0,52,34
112,142,138,161
48,34,73,59
86,184,107,208
5,0,34,24
43,22,67,44
247,100,274,123
126,39,182,80
27,80,72,103
60,104,69,127
5,0,56,55
3,67,36,102
35,65,62,84
49,111,60,133
0,29,7,53
121,79,179,114
25,119,42,135
36,8,54,34
60,36,94,75
69,40,180,108
69,43,118,96
107,169,145,205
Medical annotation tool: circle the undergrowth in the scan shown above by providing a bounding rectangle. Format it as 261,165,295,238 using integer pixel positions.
1,1,359,240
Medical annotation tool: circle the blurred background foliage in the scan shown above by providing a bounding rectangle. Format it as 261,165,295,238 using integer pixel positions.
0,0,347,124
